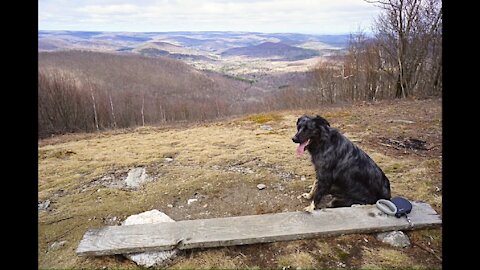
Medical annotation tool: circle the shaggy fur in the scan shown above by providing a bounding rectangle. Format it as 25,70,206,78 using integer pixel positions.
292,115,391,211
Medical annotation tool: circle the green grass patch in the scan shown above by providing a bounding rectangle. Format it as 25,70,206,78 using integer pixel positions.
242,113,283,124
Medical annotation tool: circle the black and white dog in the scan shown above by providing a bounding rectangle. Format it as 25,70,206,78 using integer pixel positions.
292,115,391,212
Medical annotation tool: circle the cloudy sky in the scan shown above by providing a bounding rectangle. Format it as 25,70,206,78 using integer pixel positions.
39,0,382,34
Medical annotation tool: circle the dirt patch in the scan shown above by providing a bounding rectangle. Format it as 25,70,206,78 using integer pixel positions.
38,98,442,269
379,136,430,150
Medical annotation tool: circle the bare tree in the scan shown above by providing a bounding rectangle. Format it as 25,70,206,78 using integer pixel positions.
141,92,145,126
366,0,442,98
87,79,100,131
108,91,117,128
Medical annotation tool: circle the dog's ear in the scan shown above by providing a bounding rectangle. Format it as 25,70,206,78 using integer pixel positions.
297,115,308,126
313,115,330,127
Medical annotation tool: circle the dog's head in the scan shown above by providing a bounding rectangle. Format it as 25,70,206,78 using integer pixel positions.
292,115,330,155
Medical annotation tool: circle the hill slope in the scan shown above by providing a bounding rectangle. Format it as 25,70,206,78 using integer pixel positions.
38,51,267,136
39,50,263,100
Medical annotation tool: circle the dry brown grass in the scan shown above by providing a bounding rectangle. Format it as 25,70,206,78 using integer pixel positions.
277,251,317,269
361,247,422,269
38,98,442,269
172,248,247,269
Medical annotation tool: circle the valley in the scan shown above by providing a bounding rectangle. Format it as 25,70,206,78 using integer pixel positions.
39,30,348,89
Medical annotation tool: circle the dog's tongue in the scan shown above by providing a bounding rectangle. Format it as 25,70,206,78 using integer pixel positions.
296,139,310,156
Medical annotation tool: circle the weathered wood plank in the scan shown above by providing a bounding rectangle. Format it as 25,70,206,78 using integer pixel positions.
76,202,441,256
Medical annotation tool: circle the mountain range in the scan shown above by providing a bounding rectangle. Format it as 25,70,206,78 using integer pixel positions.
38,30,349,60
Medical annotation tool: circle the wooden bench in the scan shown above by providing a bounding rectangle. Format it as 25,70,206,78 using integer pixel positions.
77,201,441,256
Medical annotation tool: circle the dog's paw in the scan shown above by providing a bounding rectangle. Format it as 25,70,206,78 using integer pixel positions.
303,202,315,213
297,192,313,200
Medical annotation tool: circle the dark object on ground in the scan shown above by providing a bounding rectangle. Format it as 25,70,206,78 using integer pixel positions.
380,137,428,150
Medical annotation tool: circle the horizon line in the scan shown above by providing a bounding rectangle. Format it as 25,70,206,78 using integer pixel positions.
38,29,371,36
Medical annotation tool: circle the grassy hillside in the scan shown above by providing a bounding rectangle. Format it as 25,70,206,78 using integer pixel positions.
38,98,442,269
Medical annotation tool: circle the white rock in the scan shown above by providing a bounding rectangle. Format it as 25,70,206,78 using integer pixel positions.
376,230,411,247
125,251,177,268
260,125,273,131
300,176,306,181
123,209,174,225
164,157,174,162
49,240,67,250
257,184,267,190
38,200,50,211
124,167,149,188
122,210,178,267
187,198,198,205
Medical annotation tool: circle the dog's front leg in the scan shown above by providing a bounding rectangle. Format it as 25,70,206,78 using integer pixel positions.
304,175,332,213
297,177,318,200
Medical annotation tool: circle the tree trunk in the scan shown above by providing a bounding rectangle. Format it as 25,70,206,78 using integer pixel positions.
141,93,145,126
109,93,117,128
90,84,99,131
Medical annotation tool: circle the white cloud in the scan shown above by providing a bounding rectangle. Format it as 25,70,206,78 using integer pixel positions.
78,4,140,14
39,0,382,34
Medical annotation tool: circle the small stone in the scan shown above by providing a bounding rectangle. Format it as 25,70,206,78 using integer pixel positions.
257,184,267,190
167,204,173,208
38,200,50,211
260,125,273,131
187,198,198,205
376,231,411,247
203,204,208,208
300,176,306,181
164,157,174,162
49,240,67,250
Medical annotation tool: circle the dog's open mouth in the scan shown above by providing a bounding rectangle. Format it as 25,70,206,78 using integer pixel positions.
296,139,310,156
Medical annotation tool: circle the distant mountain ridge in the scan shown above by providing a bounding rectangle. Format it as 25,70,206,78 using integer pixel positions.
38,30,348,56
221,41,320,61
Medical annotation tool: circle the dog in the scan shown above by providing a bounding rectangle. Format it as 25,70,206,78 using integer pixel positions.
292,115,391,212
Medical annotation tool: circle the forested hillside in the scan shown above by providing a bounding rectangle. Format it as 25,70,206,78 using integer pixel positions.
38,51,266,137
